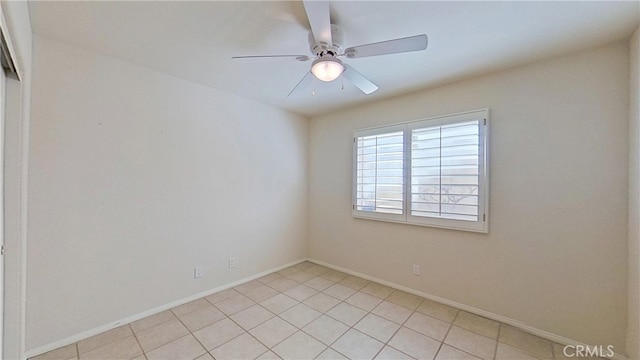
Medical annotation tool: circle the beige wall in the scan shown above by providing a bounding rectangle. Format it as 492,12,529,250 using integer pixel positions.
25,36,308,351
628,26,640,360
309,42,629,351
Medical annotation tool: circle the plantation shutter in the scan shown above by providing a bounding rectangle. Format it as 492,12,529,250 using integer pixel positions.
352,109,488,232
354,129,404,217
410,119,481,222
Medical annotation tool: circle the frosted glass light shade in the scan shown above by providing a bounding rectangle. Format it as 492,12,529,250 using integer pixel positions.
311,56,344,82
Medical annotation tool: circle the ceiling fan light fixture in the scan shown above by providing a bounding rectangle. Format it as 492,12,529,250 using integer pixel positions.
311,55,344,82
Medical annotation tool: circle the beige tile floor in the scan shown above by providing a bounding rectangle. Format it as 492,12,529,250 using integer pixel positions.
31,261,605,360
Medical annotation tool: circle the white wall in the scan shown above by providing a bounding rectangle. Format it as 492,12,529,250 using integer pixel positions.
26,35,308,351
309,42,629,352
628,26,640,360
0,1,32,359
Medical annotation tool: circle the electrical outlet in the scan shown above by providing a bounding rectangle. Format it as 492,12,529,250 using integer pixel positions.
228,258,236,269
412,264,420,276
194,266,203,279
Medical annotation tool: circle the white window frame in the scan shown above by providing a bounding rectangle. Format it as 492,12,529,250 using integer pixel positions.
352,109,489,233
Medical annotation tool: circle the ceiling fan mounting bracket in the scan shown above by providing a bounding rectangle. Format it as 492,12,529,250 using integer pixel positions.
308,24,344,56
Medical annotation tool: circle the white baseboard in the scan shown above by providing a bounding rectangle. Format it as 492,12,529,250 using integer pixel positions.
23,258,307,360
307,258,628,360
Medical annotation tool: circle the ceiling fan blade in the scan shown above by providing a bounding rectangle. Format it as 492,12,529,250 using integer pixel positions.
303,0,332,46
287,71,314,97
232,55,311,62
342,65,378,95
344,34,428,59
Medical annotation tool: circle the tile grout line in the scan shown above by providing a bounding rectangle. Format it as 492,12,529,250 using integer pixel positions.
322,282,456,359
446,311,505,360
314,266,411,358
317,283,378,359
365,291,501,360
260,277,323,356
368,293,421,360
204,266,335,359
169,307,211,360
419,306,500,360
266,271,371,358
548,336,556,360
131,312,189,356
299,280,371,357
171,298,229,360
208,300,271,358
492,323,502,360
382,293,430,359
223,293,306,360
172,290,248,359
311,285,424,360
432,308,460,360
128,324,147,360
73,324,144,360
318,290,377,359
259,266,345,358
272,295,329,357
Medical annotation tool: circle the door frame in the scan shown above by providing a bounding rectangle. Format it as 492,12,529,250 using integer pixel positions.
0,11,21,359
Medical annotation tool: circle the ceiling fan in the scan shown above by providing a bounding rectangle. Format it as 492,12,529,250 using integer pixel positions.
232,0,428,97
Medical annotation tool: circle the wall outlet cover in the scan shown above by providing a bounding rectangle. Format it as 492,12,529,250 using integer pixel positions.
194,267,203,278
412,264,420,276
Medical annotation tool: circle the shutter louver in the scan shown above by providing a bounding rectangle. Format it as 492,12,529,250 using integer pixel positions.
356,131,404,215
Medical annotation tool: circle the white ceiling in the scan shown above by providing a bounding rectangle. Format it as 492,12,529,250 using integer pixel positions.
29,1,639,117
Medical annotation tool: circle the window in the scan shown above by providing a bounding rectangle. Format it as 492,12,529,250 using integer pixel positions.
353,109,489,232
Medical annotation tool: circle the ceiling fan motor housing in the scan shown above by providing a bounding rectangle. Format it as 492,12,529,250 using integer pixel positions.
308,24,344,57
